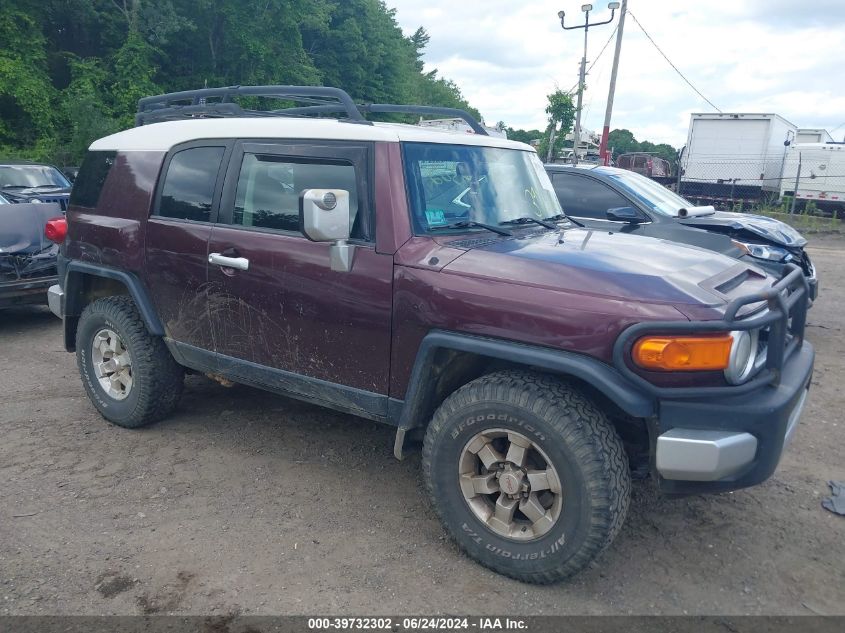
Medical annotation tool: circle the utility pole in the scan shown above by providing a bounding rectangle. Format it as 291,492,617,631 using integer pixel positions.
572,41,587,165
559,4,619,166
790,152,802,215
599,0,626,166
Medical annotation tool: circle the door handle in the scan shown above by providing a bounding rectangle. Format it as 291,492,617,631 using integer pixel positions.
209,252,250,271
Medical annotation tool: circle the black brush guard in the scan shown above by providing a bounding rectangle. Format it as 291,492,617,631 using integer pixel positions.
612,263,809,399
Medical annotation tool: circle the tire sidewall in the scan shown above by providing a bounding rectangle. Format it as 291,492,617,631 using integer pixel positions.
427,400,595,574
77,308,141,424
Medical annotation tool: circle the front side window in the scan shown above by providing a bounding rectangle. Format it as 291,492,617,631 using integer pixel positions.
550,173,630,219
231,153,359,235
402,142,561,234
157,147,225,222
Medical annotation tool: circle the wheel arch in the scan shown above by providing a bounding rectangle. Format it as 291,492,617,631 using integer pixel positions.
393,330,656,459
62,261,164,351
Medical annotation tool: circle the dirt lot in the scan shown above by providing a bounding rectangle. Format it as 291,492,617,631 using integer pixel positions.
2,239,844,617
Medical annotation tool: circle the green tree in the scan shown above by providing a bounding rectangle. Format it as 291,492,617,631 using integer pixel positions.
538,90,575,162
0,1,58,156
505,127,543,144
0,0,482,163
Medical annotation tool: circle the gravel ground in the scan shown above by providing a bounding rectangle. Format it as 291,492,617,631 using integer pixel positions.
1,239,844,616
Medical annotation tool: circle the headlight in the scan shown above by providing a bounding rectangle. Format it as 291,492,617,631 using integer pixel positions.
724,329,759,385
734,241,790,262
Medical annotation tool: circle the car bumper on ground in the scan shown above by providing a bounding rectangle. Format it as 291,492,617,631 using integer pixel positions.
654,341,814,495
0,276,57,309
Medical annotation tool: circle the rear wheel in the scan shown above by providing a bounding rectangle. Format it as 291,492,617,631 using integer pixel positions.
76,296,183,428
422,370,630,583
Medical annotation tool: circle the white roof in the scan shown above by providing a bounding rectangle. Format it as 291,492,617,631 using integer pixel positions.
89,117,532,152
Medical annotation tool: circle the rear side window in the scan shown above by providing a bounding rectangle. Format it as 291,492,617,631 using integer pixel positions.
70,151,116,208
231,153,359,235
550,173,630,219
157,147,225,222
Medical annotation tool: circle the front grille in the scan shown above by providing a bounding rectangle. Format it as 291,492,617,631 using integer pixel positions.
37,196,69,211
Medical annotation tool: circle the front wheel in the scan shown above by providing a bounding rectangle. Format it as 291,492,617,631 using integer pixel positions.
422,370,630,583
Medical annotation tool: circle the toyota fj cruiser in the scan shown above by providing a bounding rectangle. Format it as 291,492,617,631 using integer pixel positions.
47,86,814,583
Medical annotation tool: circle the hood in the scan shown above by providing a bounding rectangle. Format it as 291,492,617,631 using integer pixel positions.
442,228,772,311
679,211,807,248
0,202,63,254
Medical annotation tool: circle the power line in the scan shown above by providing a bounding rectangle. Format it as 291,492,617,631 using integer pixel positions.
627,10,722,113
567,23,619,95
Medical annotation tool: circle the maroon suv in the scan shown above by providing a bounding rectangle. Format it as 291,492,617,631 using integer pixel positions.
47,86,814,584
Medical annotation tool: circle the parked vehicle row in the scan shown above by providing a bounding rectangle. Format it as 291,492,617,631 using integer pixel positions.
34,85,814,585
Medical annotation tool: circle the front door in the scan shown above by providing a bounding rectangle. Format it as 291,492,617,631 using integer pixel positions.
206,140,393,411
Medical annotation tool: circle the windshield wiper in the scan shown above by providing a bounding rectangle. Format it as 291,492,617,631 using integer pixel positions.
544,213,584,228
433,220,513,236
500,216,559,230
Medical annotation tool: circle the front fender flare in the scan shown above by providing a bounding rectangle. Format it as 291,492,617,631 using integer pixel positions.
395,330,655,435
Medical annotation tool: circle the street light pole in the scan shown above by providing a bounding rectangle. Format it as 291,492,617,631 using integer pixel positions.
599,0,626,166
559,3,618,166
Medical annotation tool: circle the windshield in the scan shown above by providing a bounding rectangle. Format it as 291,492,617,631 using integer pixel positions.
402,142,563,233
0,164,70,189
603,169,691,217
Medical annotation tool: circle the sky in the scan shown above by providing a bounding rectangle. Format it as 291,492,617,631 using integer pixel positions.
387,0,845,148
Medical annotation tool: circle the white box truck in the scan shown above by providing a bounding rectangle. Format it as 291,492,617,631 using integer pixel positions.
679,113,797,202
780,142,845,217
795,128,835,144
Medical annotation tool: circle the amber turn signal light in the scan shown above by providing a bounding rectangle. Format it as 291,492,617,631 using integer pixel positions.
633,334,733,371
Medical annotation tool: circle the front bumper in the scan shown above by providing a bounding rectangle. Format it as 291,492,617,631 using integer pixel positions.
0,275,57,308
613,263,813,495
655,341,813,494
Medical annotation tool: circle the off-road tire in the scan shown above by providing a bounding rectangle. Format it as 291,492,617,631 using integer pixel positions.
422,370,630,583
76,295,183,428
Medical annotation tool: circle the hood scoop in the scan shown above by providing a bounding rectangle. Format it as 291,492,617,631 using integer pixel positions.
699,263,770,316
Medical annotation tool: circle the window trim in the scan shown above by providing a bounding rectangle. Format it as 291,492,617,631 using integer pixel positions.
151,140,235,224
218,139,375,243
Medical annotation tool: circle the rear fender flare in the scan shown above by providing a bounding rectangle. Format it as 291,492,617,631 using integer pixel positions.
62,261,163,346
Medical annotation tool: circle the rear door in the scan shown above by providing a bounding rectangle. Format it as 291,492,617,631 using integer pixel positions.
206,140,393,407
144,142,231,355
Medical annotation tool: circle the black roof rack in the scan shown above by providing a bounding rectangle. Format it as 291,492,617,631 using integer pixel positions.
135,85,488,136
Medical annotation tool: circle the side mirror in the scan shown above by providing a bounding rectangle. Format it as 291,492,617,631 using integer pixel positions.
606,206,648,224
299,189,354,272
